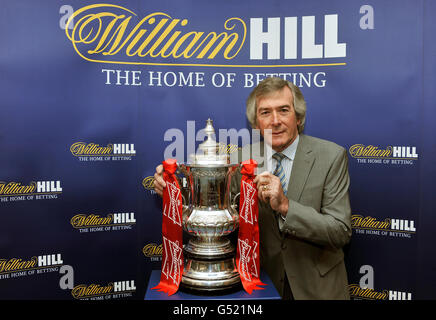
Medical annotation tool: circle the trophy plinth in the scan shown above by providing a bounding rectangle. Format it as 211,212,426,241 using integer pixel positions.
178,119,240,292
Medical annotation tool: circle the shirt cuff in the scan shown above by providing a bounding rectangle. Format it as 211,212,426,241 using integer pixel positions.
277,212,286,230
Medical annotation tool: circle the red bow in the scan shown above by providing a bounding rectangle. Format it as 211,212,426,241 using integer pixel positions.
151,159,184,296
236,159,266,294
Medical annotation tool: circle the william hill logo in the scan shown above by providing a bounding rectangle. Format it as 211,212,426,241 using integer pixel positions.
0,254,63,279
70,142,136,161
65,4,346,67
349,285,412,301
71,280,136,300
71,212,136,233
143,243,162,262
349,144,418,165
0,180,62,202
352,214,416,238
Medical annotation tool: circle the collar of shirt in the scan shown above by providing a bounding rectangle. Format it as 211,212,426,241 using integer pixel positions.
281,134,299,161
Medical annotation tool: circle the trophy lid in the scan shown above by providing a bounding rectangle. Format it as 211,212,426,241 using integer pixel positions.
189,119,229,166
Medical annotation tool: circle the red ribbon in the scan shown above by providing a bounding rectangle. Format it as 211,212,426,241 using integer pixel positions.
153,158,265,295
236,159,266,294
151,159,184,296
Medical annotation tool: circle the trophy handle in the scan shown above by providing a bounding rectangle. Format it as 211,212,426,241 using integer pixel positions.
176,163,192,214
227,164,240,214
231,192,240,211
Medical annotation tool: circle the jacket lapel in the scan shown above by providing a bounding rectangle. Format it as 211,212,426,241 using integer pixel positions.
287,134,315,201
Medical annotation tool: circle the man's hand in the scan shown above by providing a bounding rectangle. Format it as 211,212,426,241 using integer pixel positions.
253,171,289,217
153,164,166,197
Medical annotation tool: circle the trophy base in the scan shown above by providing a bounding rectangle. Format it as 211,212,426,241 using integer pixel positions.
181,256,241,293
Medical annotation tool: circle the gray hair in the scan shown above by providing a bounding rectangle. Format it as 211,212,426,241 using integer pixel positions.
246,77,306,133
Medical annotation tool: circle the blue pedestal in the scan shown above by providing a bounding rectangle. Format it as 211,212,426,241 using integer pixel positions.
144,270,281,300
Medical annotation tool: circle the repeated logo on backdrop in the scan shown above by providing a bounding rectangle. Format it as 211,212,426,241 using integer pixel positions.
143,243,162,262
70,212,136,233
349,284,412,300
70,142,136,161
349,144,419,166
351,214,417,239
0,180,62,202
71,280,136,300
0,254,64,280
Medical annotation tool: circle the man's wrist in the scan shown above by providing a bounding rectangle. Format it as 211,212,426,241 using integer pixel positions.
278,197,289,217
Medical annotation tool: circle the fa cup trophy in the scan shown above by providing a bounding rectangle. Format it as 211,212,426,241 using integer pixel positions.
153,119,264,295
179,119,240,292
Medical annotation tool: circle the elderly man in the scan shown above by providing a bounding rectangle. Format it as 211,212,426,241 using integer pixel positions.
154,77,352,300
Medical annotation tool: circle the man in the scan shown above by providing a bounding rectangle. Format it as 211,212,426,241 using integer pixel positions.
154,77,352,300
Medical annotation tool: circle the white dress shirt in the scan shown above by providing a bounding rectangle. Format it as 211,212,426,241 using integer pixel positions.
267,134,300,225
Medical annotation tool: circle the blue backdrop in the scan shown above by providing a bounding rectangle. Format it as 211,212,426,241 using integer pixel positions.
1,0,435,300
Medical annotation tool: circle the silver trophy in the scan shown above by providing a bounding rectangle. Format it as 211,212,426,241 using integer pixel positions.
177,119,241,292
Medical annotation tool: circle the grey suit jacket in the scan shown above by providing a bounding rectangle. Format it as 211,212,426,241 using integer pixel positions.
233,134,352,300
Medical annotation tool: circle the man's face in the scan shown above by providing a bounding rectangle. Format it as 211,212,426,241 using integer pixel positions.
255,86,300,152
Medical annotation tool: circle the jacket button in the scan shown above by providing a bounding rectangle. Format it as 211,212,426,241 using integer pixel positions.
281,242,287,250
